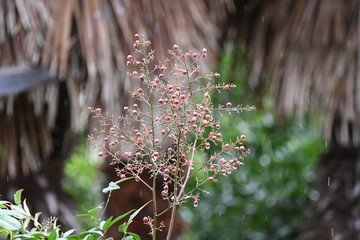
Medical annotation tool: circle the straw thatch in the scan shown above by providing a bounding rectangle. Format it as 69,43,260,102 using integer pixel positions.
0,0,233,179
236,0,360,147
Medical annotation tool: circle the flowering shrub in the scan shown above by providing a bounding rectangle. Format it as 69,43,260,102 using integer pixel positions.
88,35,254,239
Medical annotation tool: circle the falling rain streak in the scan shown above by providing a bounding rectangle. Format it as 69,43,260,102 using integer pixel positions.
328,176,331,186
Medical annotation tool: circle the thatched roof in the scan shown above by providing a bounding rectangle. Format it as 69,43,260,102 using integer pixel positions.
238,0,360,146
0,0,232,178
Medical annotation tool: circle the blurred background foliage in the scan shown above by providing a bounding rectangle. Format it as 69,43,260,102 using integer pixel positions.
63,141,103,213
62,46,325,239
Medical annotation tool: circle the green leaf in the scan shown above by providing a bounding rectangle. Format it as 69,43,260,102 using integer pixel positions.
118,201,151,234
128,201,151,223
102,182,120,193
114,177,134,185
88,204,103,216
100,217,112,232
14,189,24,205
83,235,94,240
48,229,57,240
128,232,141,240
23,199,31,215
122,236,134,240
23,217,31,230
63,229,76,237
34,212,42,228
118,222,131,234
0,209,26,218
75,213,91,218
66,235,81,240
0,215,22,230
109,210,135,229
76,205,103,219
82,228,103,236
10,205,29,218
13,233,37,239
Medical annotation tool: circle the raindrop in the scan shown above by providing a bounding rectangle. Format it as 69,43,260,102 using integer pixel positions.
193,201,198,207
331,227,333,237
219,210,222,216
164,176,168,181
227,169,232,174
328,176,331,186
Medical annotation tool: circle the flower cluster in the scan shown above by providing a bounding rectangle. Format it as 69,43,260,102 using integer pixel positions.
88,34,254,238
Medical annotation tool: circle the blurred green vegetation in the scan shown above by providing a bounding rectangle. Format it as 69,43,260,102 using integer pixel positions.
179,50,325,240
63,143,103,213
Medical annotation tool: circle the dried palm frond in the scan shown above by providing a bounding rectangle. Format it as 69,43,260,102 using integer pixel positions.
237,0,359,146
0,0,232,176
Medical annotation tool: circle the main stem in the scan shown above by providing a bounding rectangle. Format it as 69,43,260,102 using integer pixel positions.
152,175,158,240
148,83,158,240
166,129,182,240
